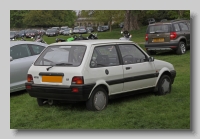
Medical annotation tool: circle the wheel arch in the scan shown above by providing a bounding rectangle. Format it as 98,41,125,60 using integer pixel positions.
88,80,109,99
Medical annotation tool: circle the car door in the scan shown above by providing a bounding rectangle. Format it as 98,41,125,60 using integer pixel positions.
10,44,39,92
118,44,157,92
88,45,124,95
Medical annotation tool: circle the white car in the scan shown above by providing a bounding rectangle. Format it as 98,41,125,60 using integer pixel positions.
25,40,176,111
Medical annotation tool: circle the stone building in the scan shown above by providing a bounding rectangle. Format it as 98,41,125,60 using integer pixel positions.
74,17,104,27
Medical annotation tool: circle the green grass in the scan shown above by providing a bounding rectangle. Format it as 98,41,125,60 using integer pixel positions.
10,27,190,129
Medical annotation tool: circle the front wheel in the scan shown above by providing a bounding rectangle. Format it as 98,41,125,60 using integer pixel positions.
155,75,172,96
86,87,108,111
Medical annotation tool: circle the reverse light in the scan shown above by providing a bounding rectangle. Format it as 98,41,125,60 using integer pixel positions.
27,74,33,82
170,32,177,40
145,34,148,41
72,76,84,84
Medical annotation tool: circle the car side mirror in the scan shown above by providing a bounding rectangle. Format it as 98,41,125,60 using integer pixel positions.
10,56,13,61
149,56,154,62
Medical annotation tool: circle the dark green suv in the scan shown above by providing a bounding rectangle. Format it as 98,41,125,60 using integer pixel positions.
145,19,190,55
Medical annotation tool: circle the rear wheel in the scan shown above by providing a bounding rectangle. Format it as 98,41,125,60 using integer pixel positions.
155,75,172,96
37,98,47,106
176,41,186,55
86,87,108,111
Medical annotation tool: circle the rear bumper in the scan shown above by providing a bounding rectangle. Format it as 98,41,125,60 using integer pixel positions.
145,42,179,51
25,82,95,101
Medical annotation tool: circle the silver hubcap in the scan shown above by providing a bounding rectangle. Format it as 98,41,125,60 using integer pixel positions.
161,78,170,94
180,43,186,54
48,100,54,105
94,91,107,110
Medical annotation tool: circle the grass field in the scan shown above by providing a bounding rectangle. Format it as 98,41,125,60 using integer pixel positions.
10,26,190,129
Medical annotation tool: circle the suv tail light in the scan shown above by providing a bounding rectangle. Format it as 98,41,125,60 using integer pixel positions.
27,74,33,82
170,32,177,40
72,76,84,85
145,34,148,41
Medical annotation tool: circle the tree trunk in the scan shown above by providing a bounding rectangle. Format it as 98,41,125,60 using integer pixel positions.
123,10,130,31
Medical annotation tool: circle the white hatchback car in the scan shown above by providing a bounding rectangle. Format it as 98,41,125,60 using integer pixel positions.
25,40,176,111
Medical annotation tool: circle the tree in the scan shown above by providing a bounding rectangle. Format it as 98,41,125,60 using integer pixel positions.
10,10,28,28
22,10,77,28
83,10,125,32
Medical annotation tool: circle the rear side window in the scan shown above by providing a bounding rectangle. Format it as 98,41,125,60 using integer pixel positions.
173,24,181,32
10,44,31,59
147,24,170,33
90,45,120,68
179,22,189,31
29,44,45,55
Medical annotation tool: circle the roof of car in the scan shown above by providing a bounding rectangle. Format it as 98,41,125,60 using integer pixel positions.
149,19,190,26
10,41,48,47
49,39,133,46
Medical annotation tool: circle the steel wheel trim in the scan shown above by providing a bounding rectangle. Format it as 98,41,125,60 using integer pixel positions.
48,99,54,105
161,78,170,94
180,43,186,54
93,91,107,110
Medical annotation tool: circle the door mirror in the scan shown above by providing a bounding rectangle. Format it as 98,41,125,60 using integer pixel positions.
10,56,13,61
149,56,154,62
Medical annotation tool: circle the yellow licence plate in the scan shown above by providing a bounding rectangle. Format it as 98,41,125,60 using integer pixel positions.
42,76,62,83
152,38,164,42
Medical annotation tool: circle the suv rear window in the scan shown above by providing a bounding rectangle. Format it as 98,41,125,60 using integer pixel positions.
147,24,170,33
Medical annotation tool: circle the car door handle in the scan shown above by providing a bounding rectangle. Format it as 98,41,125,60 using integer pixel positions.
126,67,131,70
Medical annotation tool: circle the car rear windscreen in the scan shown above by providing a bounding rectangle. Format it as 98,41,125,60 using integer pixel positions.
147,24,171,33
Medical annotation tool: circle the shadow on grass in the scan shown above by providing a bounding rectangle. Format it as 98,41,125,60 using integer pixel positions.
10,90,27,97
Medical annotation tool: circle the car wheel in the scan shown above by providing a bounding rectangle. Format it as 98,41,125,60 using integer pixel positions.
86,87,108,111
155,75,172,96
47,99,56,106
37,98,47,106
176,41,186,55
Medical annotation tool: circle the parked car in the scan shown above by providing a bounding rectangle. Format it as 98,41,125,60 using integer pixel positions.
18,30,26,38
145,19,190,55
102,25,109,31
10,31,18,40
10,41,48,93
25,29,38,38
73,27,80,34
97,26,107,32
25,39,176,111
63,28,73,36
46,29,59,37
38,29,46,36
51,27,60,31
59,26,68,35
86,27,94,33
119,22,124,28
79,27,87,34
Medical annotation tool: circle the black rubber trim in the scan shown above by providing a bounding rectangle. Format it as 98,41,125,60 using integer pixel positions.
106,73,159,85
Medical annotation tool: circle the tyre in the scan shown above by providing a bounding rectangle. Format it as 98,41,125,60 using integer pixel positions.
37,98,47,106
86,87,108,111
176,41,186,55
155,75,172,96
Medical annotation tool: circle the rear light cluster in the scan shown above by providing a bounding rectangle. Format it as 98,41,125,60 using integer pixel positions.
71,76,84,93
27,74,33,82
145,34,148,41
170,32,177,40
72,76,84,84
26,74,33,89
